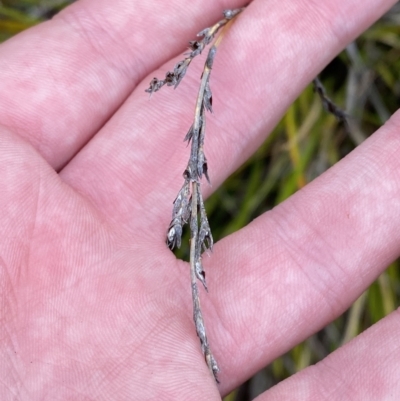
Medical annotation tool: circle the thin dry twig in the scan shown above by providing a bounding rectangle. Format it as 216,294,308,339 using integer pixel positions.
313,77,349,129
146,8,245,382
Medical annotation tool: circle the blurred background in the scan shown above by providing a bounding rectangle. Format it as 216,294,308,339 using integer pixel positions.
1,1,400,399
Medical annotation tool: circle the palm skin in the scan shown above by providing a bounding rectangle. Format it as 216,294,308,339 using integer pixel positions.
1,0,400,400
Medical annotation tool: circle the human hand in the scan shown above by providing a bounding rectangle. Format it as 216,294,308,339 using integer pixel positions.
1,0,399,400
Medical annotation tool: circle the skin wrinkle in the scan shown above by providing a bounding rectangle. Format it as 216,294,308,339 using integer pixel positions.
319,356,374,401
271,212,345,318
313,364,348,401
25,165,41,292
205,280,244,378
1,28,82,142
305,0,347,47
0,256,18,318
0,139,43,332
2,325,22,396
57,5,143,82
286,203,353,304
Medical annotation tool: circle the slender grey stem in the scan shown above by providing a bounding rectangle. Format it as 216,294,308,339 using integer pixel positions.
146,7,245,383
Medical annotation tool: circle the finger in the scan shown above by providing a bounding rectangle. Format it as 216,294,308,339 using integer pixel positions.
0,0,247,169
256,310,400,400
204,109,400,393
60,0,396,234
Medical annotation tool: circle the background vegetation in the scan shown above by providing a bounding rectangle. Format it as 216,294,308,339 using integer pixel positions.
1,1,399,399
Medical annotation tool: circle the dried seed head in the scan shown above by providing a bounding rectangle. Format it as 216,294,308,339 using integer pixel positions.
172,60,189,88
188,40,205,57
204,83,213,113
167,221,183,249
145,77,164,95
198,191,213,251
223,9,234,19
184,124,195,143
166,181,191,249
193,297,207,346
197,27,211,39
223,8,244,20
197,151,205,179
206,46,217,69
195,259,208,292
209,354,220,383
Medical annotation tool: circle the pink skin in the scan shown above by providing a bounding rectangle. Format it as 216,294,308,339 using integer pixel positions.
0,0,399,399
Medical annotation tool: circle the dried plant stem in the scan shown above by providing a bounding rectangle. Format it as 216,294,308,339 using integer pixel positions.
146,6,347,383
184,19,244,382
313,77,349,128
157,9,244,382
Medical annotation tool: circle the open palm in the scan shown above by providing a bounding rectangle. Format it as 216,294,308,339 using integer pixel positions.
1,0,400,400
